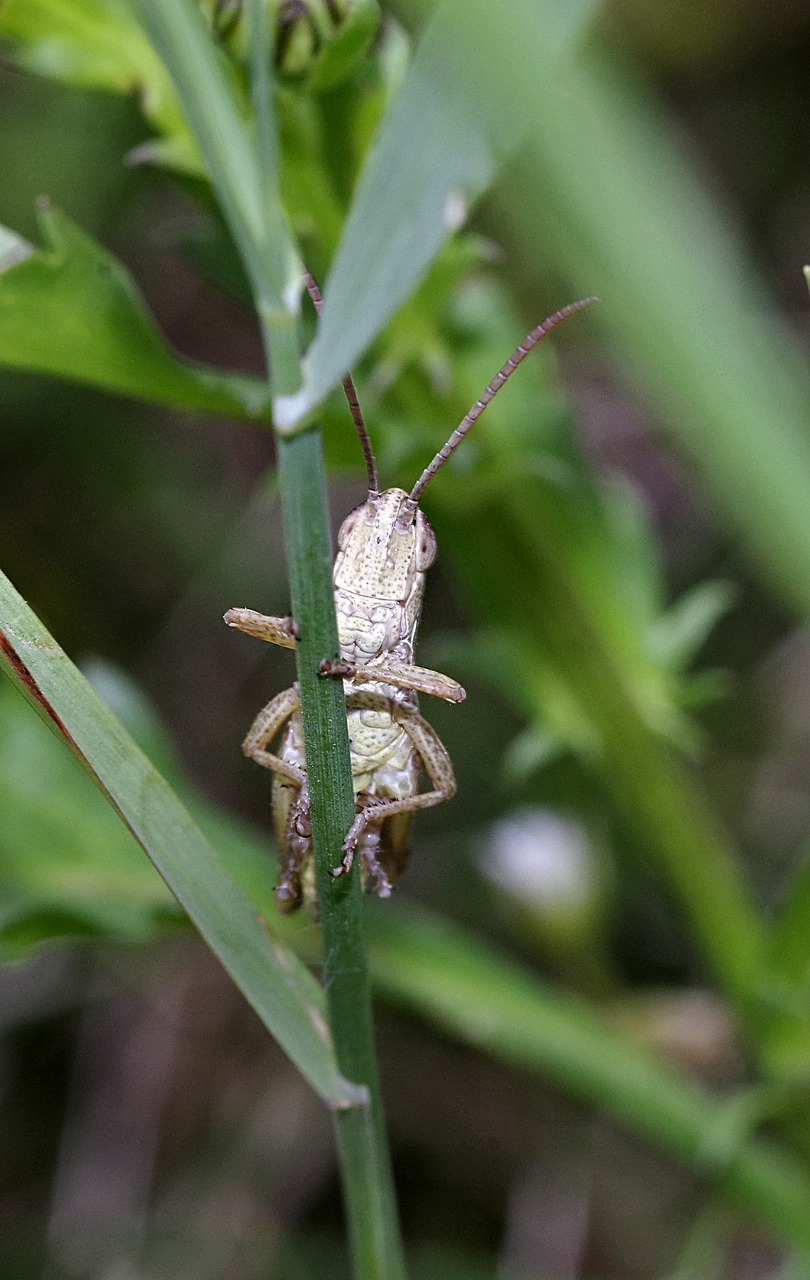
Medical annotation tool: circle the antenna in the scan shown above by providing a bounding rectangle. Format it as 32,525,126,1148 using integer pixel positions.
403,296,598,520
303,269,380,497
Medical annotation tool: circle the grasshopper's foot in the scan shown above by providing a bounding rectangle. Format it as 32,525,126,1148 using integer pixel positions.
319,658,353,679
330,798,389,891
276,790,310,914
275,879,303,914
329,843,393,898
329,851,353,880
329,815,359,878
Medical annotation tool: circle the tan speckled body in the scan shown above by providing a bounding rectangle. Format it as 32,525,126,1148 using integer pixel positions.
225,488,464,915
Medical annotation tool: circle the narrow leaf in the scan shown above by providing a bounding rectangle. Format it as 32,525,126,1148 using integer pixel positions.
0,568,353,1107
304,0,595,413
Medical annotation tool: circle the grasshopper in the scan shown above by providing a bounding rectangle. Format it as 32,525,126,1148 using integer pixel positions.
225,274,594,914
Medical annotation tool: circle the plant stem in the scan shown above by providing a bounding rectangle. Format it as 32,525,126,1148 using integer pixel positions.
255,160,408,1280
275,425,405,1278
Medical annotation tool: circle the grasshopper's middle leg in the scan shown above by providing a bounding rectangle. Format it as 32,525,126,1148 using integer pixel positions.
332,705,457,880
240,684,311,911
241,684,304,784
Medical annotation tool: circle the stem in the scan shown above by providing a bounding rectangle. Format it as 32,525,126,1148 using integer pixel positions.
275,426,405,1278
258,160,408,1280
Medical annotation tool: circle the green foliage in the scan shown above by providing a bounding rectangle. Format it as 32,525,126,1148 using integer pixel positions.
303,0,597,412
369,905,810,1254
507,43,810,622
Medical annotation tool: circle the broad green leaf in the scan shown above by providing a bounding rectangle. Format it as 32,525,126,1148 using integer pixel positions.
369,903,810,1259
0,568,353,1107
0,205,270,418
303,0,596,415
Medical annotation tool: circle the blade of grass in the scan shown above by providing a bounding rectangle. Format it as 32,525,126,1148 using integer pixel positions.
0,568,351,1106
277,428,405,1279
303,0,595,415
368,903,810,1261
248,2,404,1267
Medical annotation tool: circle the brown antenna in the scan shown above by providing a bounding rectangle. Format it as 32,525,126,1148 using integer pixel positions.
303,269,380,497
403,296,598,521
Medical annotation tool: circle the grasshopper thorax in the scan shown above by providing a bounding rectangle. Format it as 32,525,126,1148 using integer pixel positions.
334,488,437,601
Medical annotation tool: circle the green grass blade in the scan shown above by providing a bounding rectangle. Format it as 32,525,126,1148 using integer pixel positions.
0,206,270,418
0,568,354,1108
138,0,408,1265
304,0,595,412
369,904,810,1260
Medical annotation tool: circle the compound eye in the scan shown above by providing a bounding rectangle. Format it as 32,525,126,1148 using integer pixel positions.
337,503,365,550
414,516,437,571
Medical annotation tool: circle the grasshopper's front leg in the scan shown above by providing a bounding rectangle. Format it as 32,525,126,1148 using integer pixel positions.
320,657,465,704
332,703,457,881
224,607,299,648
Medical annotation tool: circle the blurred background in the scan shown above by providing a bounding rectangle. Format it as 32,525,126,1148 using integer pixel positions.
2,1,810,1277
